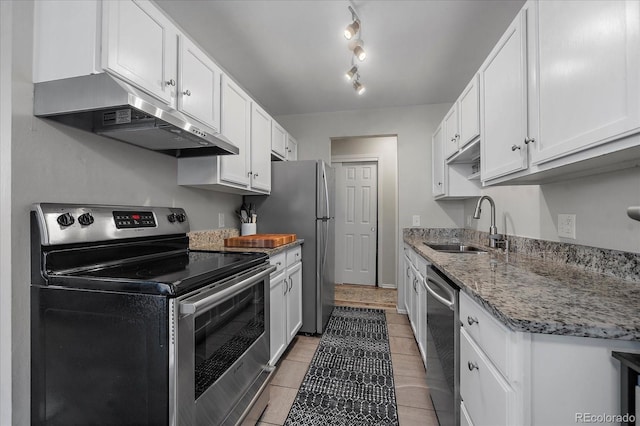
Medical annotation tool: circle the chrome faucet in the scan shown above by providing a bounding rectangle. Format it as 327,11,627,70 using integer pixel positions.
473,195,506,249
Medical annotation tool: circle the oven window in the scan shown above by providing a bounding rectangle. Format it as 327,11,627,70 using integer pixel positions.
193,280,265,399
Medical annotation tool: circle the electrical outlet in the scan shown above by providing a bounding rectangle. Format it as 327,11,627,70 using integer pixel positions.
558,214,576,239
412,215,421,227
218,213,225,228
466,215,472,226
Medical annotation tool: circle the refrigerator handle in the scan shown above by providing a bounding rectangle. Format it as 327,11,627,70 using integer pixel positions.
322,161,330,218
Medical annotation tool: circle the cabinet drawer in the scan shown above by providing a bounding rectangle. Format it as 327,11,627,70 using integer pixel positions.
460,291,510,378
286,246,301,267
269,252,286,275
460,328,511,426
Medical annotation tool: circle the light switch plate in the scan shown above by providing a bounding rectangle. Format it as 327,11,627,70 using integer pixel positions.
218,213,225,228
412,215,421,226
558,214,576,239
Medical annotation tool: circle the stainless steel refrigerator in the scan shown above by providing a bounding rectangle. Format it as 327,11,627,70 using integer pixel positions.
246,160,335,334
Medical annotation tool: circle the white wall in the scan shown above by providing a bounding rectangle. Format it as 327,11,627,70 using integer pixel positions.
332,136,398,286
9,2,243,422
0,1,12,424
464,167,640,253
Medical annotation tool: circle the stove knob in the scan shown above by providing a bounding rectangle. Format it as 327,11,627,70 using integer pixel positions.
167,213,177,223
176,213,186,223
56,213,75,227
78,213,94,226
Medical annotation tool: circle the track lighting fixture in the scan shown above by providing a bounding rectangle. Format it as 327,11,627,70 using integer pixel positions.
344,6,361,40
345,65,358,81
343,5,368,95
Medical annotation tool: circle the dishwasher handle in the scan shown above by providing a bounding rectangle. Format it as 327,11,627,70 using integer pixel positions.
425,275,455,311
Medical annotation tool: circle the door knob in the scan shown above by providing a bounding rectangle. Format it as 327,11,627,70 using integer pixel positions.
371,227,376,232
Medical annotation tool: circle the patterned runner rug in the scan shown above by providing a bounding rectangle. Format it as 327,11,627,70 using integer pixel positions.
284,306,399,425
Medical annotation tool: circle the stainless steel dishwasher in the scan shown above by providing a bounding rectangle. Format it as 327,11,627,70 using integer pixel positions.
425,266,460,426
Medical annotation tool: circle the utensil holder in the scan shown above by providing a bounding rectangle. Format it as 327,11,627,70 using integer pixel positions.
241,223,257,236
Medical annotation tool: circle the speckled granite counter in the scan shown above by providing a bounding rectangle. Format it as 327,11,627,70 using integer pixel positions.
189,228,303,256
404,230,640,341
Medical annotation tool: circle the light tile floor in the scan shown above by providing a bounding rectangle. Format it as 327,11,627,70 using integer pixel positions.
258,290,438,426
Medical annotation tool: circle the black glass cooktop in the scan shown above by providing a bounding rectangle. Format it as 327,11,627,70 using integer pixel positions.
47,251,268,296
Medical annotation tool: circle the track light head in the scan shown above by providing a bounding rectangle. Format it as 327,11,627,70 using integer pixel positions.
348,40,366,61
353,79,365,95
345,65,358,81
344,19,360,40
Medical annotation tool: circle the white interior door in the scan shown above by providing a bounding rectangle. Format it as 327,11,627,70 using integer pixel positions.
335,162,378,285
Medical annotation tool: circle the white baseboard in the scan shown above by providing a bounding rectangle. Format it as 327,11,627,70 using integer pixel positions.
395,306,407,314
378,283,397,289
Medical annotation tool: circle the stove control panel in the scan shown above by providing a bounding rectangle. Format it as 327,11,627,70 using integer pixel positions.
113,211,156,229
33,204,190,246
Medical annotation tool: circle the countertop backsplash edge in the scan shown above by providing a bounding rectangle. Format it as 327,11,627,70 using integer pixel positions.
403,227,640,283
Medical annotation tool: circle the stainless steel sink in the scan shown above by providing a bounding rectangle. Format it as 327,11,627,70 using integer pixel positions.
424,243,487,253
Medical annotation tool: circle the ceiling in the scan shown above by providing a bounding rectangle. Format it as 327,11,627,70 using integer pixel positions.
155,0,525,116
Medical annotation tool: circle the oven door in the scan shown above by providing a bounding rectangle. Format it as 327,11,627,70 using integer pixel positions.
174,262,275,426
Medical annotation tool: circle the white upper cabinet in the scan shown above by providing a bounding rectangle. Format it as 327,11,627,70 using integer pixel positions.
458,75,480,147
443,105,460,159
480,0,640,185
286,134,298,161
178,36,222,131
432,124,445,197
480,6,530,182
102,0,178,106
443,75,480,161
219,75,251,187
250,104,273,192
178,78,271,194
528,0,640,165
271,121,287,160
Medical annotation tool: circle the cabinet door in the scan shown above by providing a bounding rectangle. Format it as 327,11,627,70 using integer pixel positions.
271,121,287,159
402,254,412,313
102,0,177,106
529,0,640,165
269,272,287,365
178,36,222,131
460,329,512,426
481,9,529,182
286,134,298,161
250,104,272,192
458,75,480,147
443,105,460,159
286,262,303,342
417,280,427,365
408,264,419,335
220,75,251,187
432,124,445,197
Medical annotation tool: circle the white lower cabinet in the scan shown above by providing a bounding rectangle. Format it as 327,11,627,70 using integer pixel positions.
460,328,513,426
402,246,428,367
460,290,640,426
269,246,302,365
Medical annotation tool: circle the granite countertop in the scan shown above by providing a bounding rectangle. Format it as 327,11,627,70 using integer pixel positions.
404,235,640,341
192,239,304,257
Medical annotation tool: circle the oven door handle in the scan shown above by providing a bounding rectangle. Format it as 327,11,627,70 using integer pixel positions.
425,276,455,310
180,264,276,315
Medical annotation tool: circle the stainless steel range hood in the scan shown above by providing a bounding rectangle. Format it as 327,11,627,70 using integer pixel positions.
33,73,238,157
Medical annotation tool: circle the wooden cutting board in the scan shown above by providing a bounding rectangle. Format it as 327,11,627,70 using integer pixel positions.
224,233,297,248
